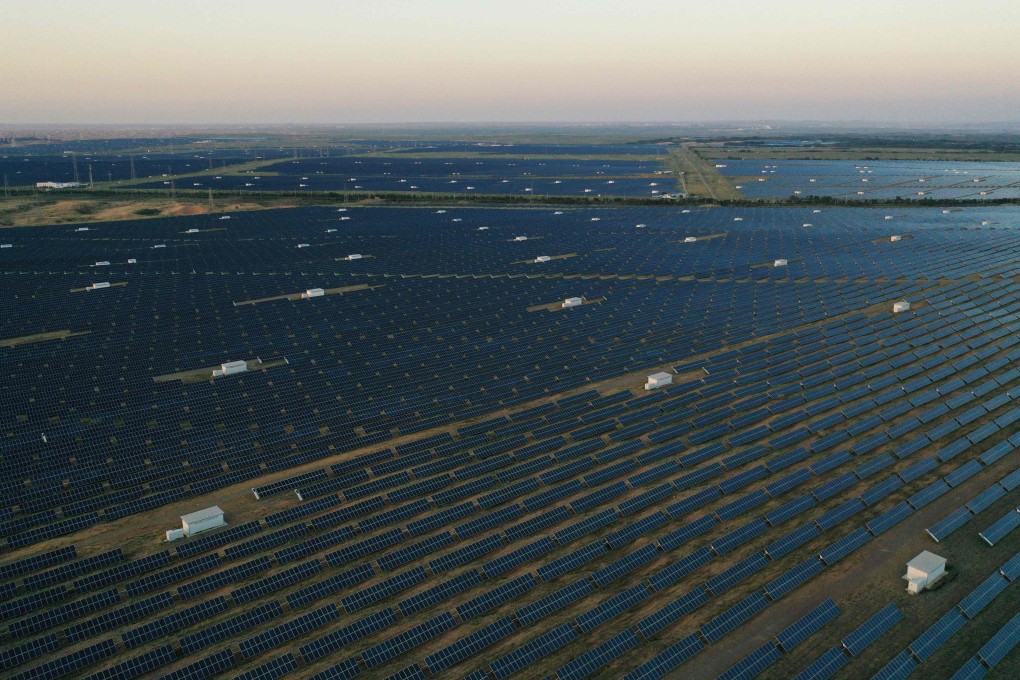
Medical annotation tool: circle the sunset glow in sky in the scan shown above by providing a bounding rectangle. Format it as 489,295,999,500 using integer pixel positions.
3,0,1019,124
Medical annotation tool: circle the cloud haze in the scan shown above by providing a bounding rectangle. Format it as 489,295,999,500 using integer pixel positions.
3,0,1018,124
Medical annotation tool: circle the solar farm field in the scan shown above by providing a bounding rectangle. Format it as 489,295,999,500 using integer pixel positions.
1,204,1018,679
717,160,1020,201
128,151,675,197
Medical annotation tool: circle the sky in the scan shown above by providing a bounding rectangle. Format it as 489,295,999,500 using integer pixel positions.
2,0,1019,125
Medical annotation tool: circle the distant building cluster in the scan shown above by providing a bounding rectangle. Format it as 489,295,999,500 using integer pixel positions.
36,181,85,189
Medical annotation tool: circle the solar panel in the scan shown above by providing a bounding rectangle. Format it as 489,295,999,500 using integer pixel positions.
958,572,1009,619
711,518,769,555
482,537,554,578
305,656,361,680
457,573,537,621
400,570,483,616
233,653,298,680
426,615,517,671
379,531,455,572
976,612,1020,668
361,611,457,668
342,566,428,612
300,608,397,662
489,622,577,680
927,507,975,543
707,552,770,596
910,608,967,661
286,563,374,609
9,638,117,680
791,646,849,680
123,596,228,649
764,557,826,601
867,501,914,536
322,527,402,568
819,527,872,565
624,632,703,680
842,603,903,656
178,555,271,600
158,647,236,680
765,494,816,526
516,578,594,626
947,656,987,680
555,628,640,680
872,649,919,680
776,598,841,652
717,641,783,680
64,591,175,644
816,499,866,531
538,540,608,582
647,547,714,592
701,591,770,644
22,549,123,590
979,508,1020,546
238,603,340,659
0,545,77,581
179,600,284,655
9,588,122,638
0,633,61,672
576,584,650,633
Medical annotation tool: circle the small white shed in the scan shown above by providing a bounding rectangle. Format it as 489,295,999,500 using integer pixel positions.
893,300,911,313
514,236,528,241
562,297,583,308
346,254,363,260
645,372,673,390
890,235,902,242
303,288,325,298
774,259,788,267
89,282,111,290
904,550,946,594
684,236,698,243
535,256,552,263
214,360,248,377
181,506,226,537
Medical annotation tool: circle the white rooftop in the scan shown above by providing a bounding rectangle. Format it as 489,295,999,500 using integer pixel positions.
907,550,946,574
181,506,223,524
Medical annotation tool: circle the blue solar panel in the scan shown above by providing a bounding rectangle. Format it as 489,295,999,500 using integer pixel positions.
776,598,841,652
927,506,975,542
910,608,967,661
516,578,594,626
701,591,770,643
979,508,1020,546
623,632,703,680
647,547,714,591
426,616,517,671
458,573,536,621
555,628,640,680
764,557,826,601
976,611,1020,668
873,648,919,680
842,603,903,656
489,622,577,680
576,584,650,632
716,641,783,680
362,611,458,668
791,646,849,680
949,656,988,680
958,572,1009,619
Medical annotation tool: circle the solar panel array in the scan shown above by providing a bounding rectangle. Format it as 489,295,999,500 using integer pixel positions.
2,202,1020,679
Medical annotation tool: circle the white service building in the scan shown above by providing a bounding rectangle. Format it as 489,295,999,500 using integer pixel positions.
904,551,946,594
180,506,226,537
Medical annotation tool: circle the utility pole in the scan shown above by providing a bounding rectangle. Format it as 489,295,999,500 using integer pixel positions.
72,153,80,184
88,164,94,189
130,155,137,180
3,173,10,198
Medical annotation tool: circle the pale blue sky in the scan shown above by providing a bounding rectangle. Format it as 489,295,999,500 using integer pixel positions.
2,0,1018,124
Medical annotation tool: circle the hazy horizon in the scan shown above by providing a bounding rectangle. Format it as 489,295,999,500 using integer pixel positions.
4,1,1019,125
